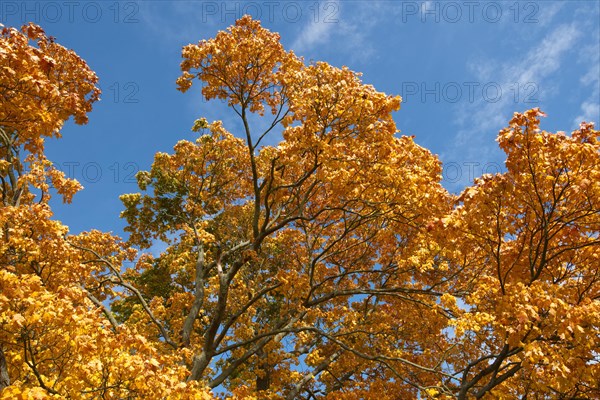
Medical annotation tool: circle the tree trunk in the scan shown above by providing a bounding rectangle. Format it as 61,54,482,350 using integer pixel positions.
256,348,271,391
0,348,10,389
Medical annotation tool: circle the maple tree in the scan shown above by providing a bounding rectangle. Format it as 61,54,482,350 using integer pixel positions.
119,16,451,399
0,24,211,399
1,16,598,400
429,109,600,398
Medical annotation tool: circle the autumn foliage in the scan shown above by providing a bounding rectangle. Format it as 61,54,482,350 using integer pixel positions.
1,17,599,399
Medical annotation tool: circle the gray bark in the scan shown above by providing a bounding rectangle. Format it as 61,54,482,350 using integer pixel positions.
0,348,10,389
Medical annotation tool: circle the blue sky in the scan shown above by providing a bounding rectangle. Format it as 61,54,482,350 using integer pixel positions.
1,0,598,238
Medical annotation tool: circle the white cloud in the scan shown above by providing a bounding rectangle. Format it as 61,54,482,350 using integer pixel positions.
442,23,583,191
574,101,600,126
290,0,380,63
454,24,580,146
290,7,337,52
535,2,564,27
574,32,600,127
503,24,579,84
